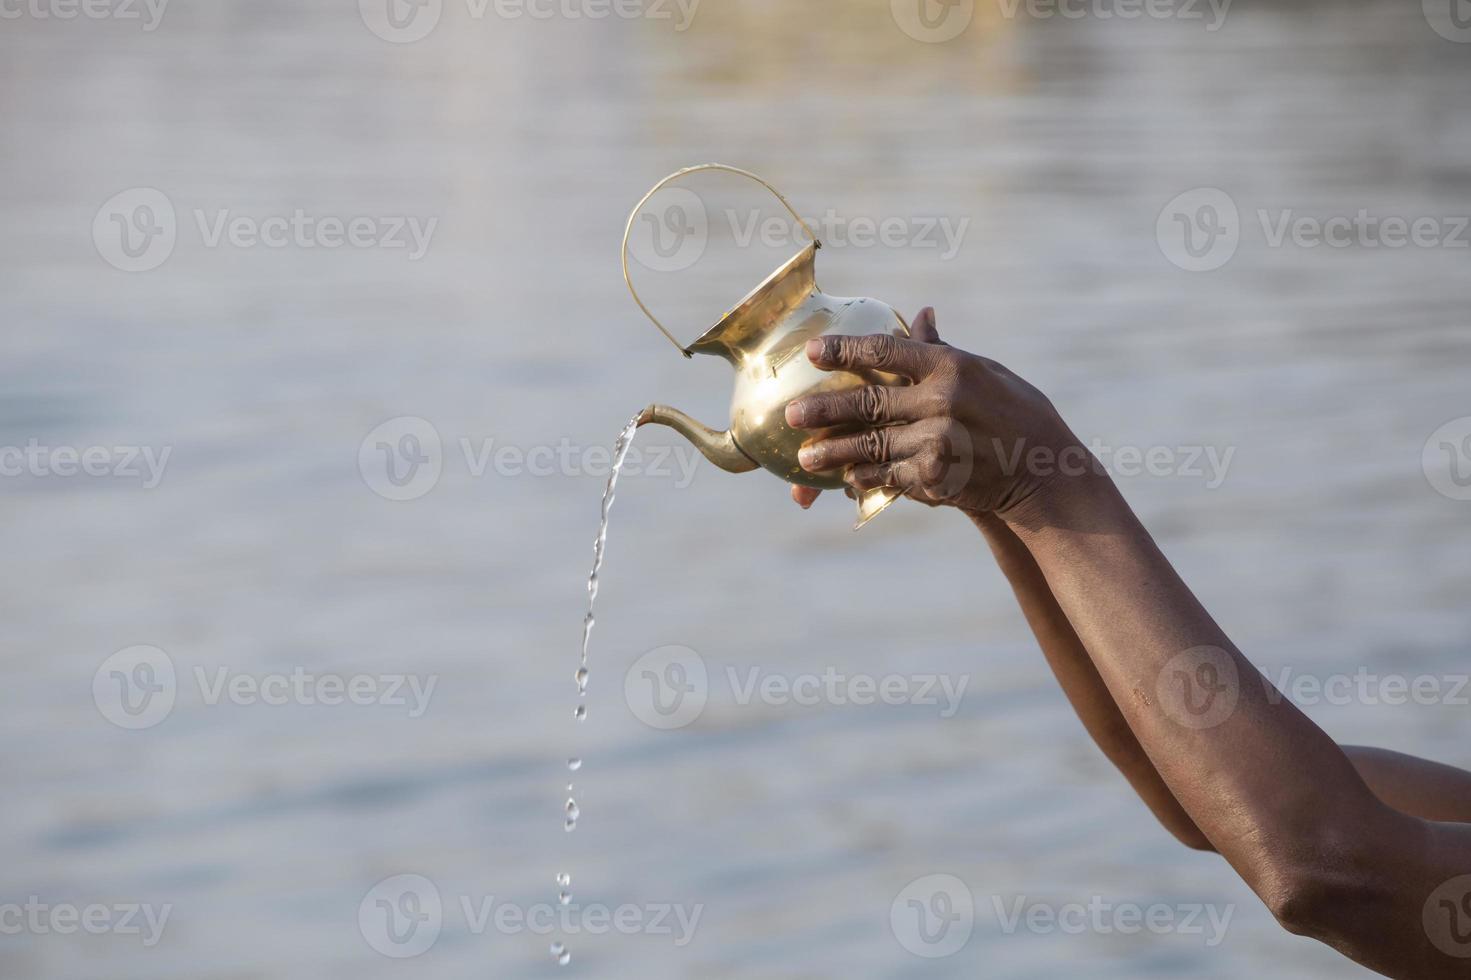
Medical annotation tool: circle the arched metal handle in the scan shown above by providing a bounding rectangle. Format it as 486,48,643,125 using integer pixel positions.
621,163,819,357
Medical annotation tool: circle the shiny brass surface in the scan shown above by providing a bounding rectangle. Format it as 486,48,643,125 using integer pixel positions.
625,166,911,529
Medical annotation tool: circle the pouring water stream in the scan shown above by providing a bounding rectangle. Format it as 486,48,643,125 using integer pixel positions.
554,412,642,966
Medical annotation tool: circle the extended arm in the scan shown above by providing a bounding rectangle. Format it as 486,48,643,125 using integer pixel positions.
1003,471,1470,977
976,511,1471,839
971,510,1213,849
786,309,1471,978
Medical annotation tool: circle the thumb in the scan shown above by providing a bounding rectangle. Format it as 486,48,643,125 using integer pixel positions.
909,307,941,344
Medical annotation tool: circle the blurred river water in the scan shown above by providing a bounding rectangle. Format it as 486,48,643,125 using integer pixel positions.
2,0,1469,977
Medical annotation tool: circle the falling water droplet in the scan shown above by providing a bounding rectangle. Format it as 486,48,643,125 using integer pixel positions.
559,416,641,958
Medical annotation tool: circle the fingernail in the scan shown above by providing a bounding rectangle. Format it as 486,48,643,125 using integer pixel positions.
785,401,806,427
797,446,818,469
805,338,826,363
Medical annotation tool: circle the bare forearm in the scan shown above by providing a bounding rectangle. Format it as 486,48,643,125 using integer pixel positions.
972,509,1471,848
1003,476,1464,976
970,510,1213,850
1004,478,1382,850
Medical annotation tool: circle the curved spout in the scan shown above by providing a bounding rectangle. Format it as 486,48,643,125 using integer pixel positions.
637,404,759,474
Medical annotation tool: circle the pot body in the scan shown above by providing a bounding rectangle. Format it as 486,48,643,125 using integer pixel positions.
726,289,910,490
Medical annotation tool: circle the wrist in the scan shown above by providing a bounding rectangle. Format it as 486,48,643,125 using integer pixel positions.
998,462,1125,537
